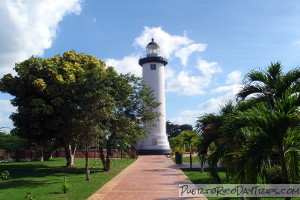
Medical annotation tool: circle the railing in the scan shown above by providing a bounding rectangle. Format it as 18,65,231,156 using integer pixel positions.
140,52,167,61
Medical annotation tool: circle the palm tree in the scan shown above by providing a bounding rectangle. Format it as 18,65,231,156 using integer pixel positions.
196,102,239,182
236,62,300,108
170,130,199,169
225,88,300,186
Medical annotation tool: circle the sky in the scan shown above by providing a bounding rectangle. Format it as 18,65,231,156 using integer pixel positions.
0,0,300,131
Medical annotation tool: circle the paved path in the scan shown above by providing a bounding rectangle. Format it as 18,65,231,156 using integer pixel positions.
87,155,206,200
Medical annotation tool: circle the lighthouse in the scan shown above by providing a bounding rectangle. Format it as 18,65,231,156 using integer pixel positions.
138,39,172,155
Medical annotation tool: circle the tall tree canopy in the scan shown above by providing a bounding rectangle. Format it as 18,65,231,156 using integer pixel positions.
0,51,160,171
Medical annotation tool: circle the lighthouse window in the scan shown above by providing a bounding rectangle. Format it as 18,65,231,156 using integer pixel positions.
150,64,156,70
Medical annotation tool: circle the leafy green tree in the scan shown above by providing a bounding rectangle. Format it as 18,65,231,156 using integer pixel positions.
99,74,160,171
74,67,116,179
0,51,111,166
0,132,28,151
166,121,193,138
236,62,300,108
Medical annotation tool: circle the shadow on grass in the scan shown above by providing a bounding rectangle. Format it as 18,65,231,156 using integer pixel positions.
0,179,54,190
0,162,104,180
181,168,228,184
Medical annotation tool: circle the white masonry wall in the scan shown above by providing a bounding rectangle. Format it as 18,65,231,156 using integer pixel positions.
138,62,171,150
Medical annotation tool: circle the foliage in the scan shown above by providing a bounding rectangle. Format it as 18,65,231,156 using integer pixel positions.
0,51,158,171
196,63,300,187
62,176,70,193
1,170,9,180
170,130,200,168
0,132,28,151
166,121,193,138
25,192,36,200
224,90,300,184
99,74,160,171
236,62,300,108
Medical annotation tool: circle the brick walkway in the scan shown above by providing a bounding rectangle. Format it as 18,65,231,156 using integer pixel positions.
87,155,206,200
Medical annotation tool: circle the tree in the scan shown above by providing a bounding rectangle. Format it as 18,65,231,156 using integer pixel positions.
73,66,115,180
99,74,160,171
166,121,193,138
170,130,200,169
195,101,238,182
0,51,111,166
236,62,300,108
0,132,28,151
224,88,300,186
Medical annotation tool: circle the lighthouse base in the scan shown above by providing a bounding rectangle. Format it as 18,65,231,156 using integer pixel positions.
138,149,172,155
138,133,172,155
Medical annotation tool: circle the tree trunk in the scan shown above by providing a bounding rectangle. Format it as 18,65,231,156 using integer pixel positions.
40,147,44,162
200,155,205,173
43,149,54,161
99,146,106,168
189,150,193,169
65,144,76,167
85,147,90,181
103,138,113,171
279,151,290,200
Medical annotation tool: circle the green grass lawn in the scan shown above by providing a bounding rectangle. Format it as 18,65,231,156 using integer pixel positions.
172,156,201,163
0,158,135,200
182,168,299,200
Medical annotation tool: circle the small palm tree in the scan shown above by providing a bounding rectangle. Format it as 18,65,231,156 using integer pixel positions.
170,130,199,168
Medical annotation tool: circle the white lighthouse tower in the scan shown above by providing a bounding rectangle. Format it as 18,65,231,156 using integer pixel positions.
138,39,172,155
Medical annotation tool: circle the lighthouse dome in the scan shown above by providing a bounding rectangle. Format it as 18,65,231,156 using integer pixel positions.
147,38,159,48
146,38,160,56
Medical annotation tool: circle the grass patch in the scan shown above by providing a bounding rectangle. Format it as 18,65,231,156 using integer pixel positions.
0,157,135,200
172,156,201,163
182,168,299,200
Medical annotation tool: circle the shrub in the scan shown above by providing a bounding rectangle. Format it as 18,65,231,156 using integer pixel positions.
25,192,36,200
62,176,70,193
0,170,9,180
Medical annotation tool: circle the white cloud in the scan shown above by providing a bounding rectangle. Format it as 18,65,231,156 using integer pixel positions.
168,116,197,127
134,26,206,65
110,27,220,97
0,0,83,75
165,67,175,80
169,109,204,126
0,100,16,113
0,100,16,130
166,71,209,95
175,43,206,66
226,70,242,84
134,27,191,58
106,54,141,76
198,84,243,114
212,84,243,94
196,58,222,77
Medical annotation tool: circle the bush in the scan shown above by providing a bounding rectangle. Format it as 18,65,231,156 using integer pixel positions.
25,192,36,200
62,176,70,193
0,132,28,151
265,165,282,184
0,170,9,180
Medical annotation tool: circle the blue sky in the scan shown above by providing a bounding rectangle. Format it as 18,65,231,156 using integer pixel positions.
1,0,300,130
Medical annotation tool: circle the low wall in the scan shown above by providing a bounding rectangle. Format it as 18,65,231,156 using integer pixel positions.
0,149,137,162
